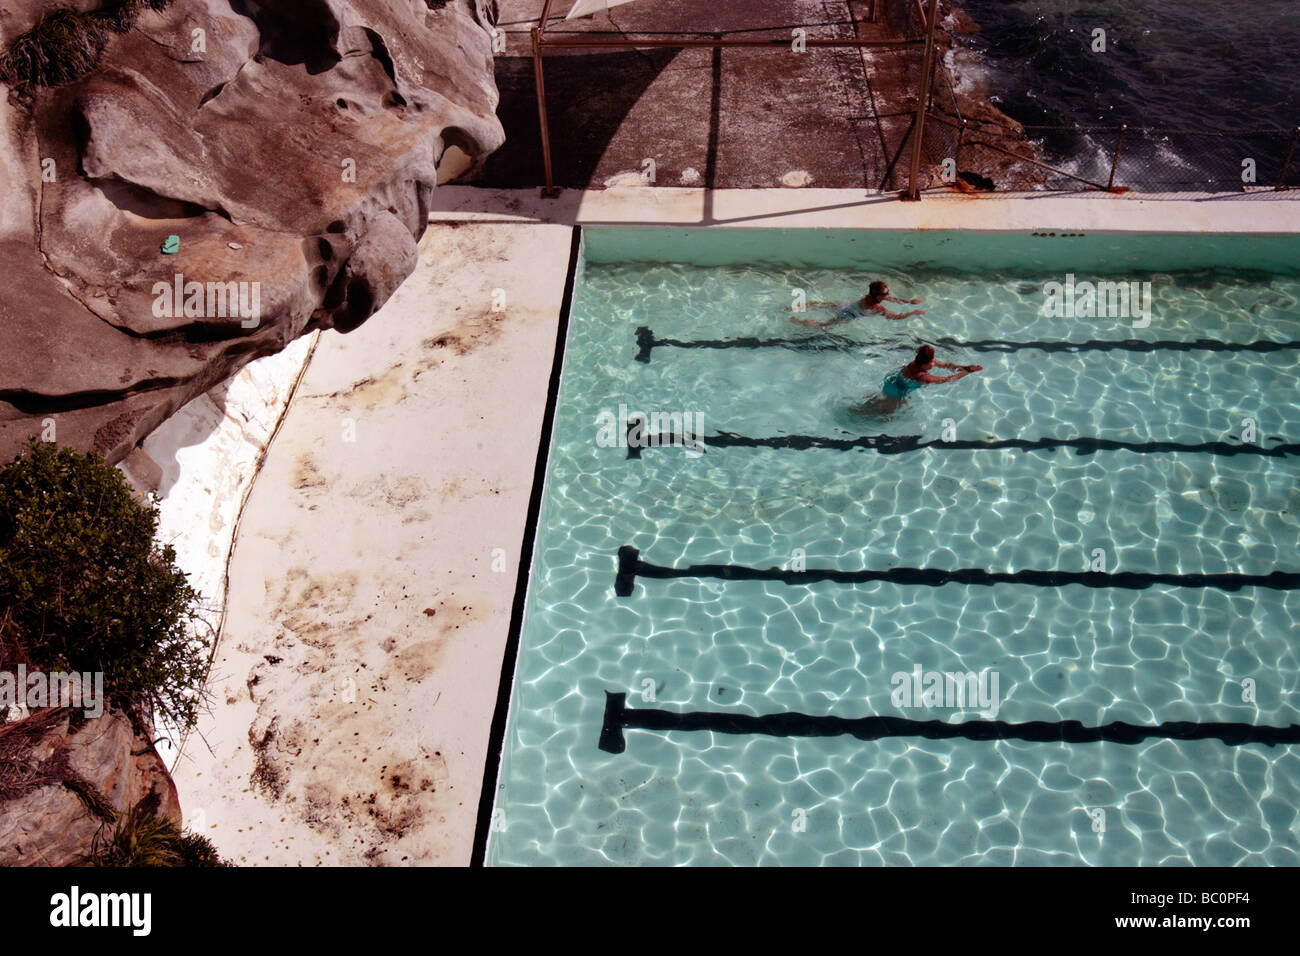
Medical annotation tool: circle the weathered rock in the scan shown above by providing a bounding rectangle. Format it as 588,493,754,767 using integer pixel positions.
0,706,180,866
0,0,504,465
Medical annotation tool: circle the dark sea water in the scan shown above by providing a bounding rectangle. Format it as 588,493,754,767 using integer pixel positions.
952,0,1300,190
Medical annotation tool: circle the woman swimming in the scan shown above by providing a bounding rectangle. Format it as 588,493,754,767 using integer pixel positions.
793,281,924,327
861,345,981,415
885,344,980,395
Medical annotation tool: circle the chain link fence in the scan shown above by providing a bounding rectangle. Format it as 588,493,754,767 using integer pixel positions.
937,119,1300,194
889,0,1300,195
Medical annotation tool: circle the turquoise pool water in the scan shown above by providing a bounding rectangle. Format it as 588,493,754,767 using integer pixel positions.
487,229,1300,866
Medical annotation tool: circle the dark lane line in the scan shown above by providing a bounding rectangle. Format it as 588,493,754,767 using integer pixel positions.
623,422,1296,459
598,692,1300,753
613,546,1300,597
634,325,1300,364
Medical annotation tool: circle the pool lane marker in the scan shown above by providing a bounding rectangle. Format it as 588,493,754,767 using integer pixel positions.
597,692,1300,753
633,326,1300,364
613,546,1300,598
622,419,1297,460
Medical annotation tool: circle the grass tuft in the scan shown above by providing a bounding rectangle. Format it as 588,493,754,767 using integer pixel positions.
92,806,230,867
0,1,175,93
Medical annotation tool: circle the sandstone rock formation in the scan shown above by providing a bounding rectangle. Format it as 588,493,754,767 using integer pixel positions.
0,0,504,465
0,706,180,866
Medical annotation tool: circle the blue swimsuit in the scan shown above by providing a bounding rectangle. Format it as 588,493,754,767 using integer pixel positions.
834,301,866,322
882,371,923,399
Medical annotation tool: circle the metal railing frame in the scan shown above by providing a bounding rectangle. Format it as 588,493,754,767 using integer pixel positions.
529,0,932,196
527,1,1298,198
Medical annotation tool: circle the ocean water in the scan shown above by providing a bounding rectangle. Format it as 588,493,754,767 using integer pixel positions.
487,230,1300,866
952,0,1300,188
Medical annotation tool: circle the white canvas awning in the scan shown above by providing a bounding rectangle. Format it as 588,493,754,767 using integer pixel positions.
565,0,642,20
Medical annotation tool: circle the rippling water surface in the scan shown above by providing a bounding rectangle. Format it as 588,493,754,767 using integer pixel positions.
953,0,1300,188
488,235,1300,866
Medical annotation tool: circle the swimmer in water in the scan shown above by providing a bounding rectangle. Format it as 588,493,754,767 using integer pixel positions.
856,345,981,417
792,281,924,327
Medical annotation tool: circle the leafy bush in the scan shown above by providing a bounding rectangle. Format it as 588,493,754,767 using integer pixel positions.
0,439,207,731
92,808,229,867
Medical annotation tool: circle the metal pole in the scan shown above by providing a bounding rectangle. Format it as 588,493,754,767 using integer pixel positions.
926,50,939,115
1276,127,1299,191
904,0,941,200
1107,124,1126,192
534,0,559,197
532,28,558,197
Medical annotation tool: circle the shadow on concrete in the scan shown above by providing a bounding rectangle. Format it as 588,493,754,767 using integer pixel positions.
120,379,232,501
469,48,683,189
428,183,905,228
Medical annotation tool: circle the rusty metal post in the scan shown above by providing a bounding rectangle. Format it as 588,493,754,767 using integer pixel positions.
904,0,941,200
926,50,939,115
1276,127,1299,191
533,0,560,197
532,28,558,197
1106,124,1126,192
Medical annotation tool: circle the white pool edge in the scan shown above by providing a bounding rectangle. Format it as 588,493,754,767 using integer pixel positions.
430,186,1300,234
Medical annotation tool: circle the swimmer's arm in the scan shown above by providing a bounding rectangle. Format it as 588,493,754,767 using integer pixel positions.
876,305,925,320
886,295,923,305
918,366,980,384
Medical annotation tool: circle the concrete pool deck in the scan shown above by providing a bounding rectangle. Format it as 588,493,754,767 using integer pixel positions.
432,184,1300,229
169,186,1299,866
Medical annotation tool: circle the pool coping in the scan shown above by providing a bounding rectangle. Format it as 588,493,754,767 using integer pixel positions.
431,186,1300,234
471,225,583,867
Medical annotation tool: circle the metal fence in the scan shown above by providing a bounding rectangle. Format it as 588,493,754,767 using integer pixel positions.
523,0,1296,197
528,0,926,195
950,122,1300,194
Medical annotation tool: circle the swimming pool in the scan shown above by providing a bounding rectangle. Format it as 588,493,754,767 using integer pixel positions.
485,228,1300,866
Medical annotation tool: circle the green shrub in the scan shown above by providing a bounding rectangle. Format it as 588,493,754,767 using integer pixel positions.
92,809,230,867
173,828,230,867
0,439,207,731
